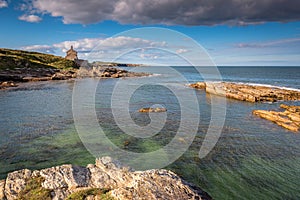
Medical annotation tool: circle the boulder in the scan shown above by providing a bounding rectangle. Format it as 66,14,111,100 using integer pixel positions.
4,169,32,200
0,157,211,200
38,165,90,190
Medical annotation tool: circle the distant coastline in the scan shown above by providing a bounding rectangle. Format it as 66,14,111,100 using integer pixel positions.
0,48,147,90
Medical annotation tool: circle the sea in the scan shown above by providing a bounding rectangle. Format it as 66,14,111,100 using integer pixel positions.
0,66,300,199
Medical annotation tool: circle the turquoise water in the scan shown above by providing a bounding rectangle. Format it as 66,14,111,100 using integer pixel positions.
0,66,300,199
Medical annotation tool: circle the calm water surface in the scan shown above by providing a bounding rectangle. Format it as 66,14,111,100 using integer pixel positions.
0,66,300,199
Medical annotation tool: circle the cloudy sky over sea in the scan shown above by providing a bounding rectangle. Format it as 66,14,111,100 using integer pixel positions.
1,0,300,66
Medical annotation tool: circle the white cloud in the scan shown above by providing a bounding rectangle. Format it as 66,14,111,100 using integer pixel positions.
0,0,7,8
22,36,167,62
21,45,56,54
236,38,300,48
18,14,42,23
176,48,188,54
28,0,300,25
53,36,165,53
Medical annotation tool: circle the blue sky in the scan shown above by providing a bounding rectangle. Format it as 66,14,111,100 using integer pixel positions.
1,0,300,66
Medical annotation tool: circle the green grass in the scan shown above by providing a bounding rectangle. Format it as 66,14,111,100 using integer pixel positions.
66,188,114,200
17,176,52,200
0,48,78,70
15,176,114,200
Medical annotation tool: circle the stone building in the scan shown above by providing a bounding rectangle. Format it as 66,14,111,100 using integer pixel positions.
65,46,78,61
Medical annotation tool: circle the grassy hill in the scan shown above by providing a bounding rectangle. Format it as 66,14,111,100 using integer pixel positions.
0,48,78,70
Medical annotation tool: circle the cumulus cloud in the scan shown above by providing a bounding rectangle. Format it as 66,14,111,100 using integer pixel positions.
0,0,7,8
29,0,300,25
22,36,167,62
21,45,56,54
18,14,42,23
53,36,165,53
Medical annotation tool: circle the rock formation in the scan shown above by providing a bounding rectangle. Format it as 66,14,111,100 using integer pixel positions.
253,104,300,132
139,107,167,113
77,66,149,78
0,68,77,88
0,81,18,89
0,157,211,200
189,82,300,102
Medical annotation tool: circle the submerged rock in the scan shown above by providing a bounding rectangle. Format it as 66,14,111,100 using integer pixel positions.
253,104,300,132
189,81,300,102
139,107,167,113
0,81,18,89
0,157,211,200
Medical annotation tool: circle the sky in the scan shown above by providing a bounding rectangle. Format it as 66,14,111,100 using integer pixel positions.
0,0,300,66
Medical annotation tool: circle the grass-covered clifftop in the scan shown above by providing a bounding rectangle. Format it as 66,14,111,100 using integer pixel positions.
0,48,78,70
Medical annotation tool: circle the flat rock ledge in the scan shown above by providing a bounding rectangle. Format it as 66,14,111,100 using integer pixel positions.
139,107,167,113
253,104,300,132
189,82,300,102
0,157,211,200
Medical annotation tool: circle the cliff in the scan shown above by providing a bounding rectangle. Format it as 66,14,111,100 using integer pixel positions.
0,157,211,200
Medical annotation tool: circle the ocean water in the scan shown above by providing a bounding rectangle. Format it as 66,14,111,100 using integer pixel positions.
0,66,300,199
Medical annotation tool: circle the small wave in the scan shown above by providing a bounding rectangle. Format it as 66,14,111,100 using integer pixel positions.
148,73,162,77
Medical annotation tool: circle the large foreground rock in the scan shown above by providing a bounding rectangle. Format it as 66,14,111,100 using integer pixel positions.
1,157,211,200
253,104,300,132
189,82,300,102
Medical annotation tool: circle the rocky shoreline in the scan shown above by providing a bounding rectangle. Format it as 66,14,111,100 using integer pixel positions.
189,82,300,102
190,82,300,132
0,157,211,200
0,48,150,90
0,67,149,90
0,67,76,89
253,104,300,132
77,66,149,78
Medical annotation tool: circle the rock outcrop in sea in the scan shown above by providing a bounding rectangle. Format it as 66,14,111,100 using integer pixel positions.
189,82,300,102
138,107,167,113
190,82,300,132
0,157,211,200
253,104,300,132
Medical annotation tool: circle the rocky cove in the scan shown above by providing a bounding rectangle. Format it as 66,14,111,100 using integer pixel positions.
0,157,211,200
